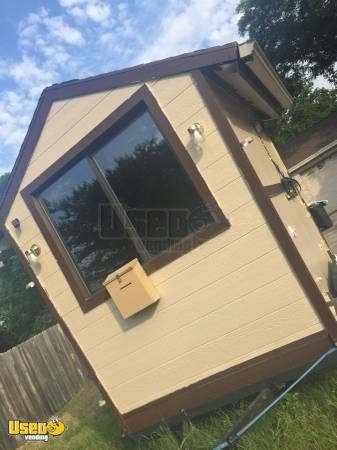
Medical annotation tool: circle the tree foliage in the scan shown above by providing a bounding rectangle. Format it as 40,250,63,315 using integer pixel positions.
237,0,337,144
237,0,337,88
273,84,337,144
0,171,55,351
0,172,10,198
0,246,55,352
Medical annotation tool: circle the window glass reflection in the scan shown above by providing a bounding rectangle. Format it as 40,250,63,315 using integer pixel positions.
39,159,139,293
94,111,213,255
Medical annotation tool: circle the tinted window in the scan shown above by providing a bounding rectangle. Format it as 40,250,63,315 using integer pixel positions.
39,159,139,293
93,111,213,255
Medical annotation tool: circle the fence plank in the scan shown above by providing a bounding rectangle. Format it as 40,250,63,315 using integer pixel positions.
0,324,89,449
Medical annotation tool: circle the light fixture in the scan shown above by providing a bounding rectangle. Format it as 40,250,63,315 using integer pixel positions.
11,218,20,229
188,123,205,145
240,136,254,148
25,244,41,265
26,281,35,289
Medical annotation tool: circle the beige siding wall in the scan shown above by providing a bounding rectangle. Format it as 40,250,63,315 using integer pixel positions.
212,82,332,300
260,136,332,295
5,74,322,414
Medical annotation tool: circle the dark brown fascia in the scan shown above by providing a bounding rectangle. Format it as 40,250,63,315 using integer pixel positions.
0,90,52,227
123,329,331,433
46,42,239,100
210,61,282,118
0,42,239,227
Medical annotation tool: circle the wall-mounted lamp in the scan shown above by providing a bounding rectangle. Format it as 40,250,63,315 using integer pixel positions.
25,244,41,265
188,123,205,145
240,136,254,148
11,218,20,229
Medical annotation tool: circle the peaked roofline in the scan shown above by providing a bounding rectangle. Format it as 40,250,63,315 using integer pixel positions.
45,42,239,100
0,41,289,226
0,42,238,225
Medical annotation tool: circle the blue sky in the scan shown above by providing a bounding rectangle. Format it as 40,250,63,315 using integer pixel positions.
0,0,241,174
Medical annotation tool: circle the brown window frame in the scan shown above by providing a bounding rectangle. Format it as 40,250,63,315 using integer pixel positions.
21,84,229,313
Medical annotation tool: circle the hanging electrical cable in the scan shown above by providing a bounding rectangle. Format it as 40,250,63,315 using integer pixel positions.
213,346,337,449
258,132,302,199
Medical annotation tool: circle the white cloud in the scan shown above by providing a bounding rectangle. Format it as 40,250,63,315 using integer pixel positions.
136,0,240,63
0,90,34,152
0,165,14,175
117,2,129,20
0,7,83,170
99,32,114,45
43,15,84,45
0,0,243,173
67,6,87,20
40,43,70,65
58,0,88,7
86,2,111,23
9,56,56,97
59,0,112,25
19,8,84,47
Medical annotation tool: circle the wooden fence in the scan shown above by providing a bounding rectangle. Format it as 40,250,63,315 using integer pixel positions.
0,324,89,449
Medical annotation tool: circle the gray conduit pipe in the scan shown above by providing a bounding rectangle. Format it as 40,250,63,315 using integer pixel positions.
213,346,337,450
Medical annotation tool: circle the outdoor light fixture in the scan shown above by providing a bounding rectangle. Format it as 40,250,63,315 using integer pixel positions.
11,218,20,229
25,244,41,265
240,136,254,148
26,281,35,290
188,123,205,145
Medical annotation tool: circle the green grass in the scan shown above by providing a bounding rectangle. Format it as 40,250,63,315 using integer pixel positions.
20,365,337,450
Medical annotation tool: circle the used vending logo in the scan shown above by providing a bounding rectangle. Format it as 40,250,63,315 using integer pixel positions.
8,417,65,442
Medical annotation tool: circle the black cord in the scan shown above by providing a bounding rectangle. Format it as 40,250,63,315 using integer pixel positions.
281,176,302,198
257,131,302,199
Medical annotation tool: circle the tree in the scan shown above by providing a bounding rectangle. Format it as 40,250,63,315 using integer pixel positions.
237,0,337,89
271,84,337,144
0,172,55,352
237,0,337,144
0,172,10,198
0,247,56,352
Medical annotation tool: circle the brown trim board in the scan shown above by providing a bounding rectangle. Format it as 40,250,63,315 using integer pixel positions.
237,60,282,115
123,329,331,433
211,61,282,117
3,227,129,436
46,43,239,100
21,84,229,313
0,42,239,228
192,69,337,344
0,91,52,230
